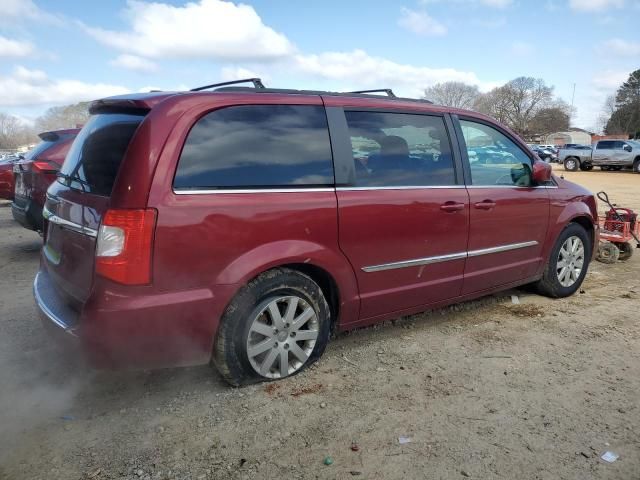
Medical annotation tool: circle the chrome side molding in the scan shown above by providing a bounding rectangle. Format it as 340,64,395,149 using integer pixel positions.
362,240,539,273
43,205,98,238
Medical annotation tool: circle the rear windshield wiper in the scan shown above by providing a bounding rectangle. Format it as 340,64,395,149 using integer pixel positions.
56,172,90,192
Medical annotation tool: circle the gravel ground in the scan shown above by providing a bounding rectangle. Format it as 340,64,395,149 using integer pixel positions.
0,168,639,480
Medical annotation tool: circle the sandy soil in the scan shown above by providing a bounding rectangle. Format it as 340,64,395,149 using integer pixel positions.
1,169,639,480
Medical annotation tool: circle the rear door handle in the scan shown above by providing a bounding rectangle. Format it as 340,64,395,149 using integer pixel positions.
474,200,496,210
440,202,466,213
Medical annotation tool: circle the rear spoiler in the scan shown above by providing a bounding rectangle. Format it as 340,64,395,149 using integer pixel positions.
39,132,60,142
89,92,180,115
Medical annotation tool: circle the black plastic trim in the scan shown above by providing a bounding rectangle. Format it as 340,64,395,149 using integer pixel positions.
325,106,355,186
444,113,466,186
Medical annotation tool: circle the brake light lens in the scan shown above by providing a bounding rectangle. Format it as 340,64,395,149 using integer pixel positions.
32,160,58,173
96,209,157,285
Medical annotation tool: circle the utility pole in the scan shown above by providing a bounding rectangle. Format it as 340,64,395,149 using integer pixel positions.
570,83,576,112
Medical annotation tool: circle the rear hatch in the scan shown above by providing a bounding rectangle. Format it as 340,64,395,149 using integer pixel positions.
13,131,77,209
43,113,146,309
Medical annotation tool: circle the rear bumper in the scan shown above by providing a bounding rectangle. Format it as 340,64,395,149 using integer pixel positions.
34,271,80,354
12,198,43,231
34,267,239,369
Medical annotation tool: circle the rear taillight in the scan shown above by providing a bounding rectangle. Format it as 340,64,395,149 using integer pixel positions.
32,160,58,173
95,209,157,285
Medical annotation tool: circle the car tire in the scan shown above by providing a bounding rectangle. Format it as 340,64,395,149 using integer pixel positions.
564,157,579,171
597,241,620,264
633,159,640,174
213,267,331,386
535,223,591,298
616,242,634,261
579,163,593,171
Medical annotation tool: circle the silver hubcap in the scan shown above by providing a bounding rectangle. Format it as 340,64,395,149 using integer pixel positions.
557,236,585,287
566,160,576,170
246,296,319,379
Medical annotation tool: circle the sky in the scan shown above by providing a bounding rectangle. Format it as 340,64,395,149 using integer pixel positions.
0,0,638,131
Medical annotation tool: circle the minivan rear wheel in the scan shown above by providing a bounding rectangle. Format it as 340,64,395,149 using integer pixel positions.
535,223,591,298
213,268,331,386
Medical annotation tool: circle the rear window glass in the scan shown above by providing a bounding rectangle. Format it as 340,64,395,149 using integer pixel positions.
173,105,334,190
58,113,144,195
24,137,73,160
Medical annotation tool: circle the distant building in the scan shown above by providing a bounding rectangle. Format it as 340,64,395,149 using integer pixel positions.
545,128,593,146
544,128,629,146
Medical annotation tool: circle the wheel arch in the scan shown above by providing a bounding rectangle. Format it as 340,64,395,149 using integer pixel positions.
281,263,341,332
215,240,360,328
569,215,595,247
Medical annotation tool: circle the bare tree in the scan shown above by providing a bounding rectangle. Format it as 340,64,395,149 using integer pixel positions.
596,94,616,134
501,77,554,136
35,102,90,132
0,113,36,150
473,77,555,137
529,102,571,135
473,86,512,124
423,81,480,109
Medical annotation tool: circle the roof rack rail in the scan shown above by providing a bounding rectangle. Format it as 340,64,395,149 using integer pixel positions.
190,78,265,92
347,89,396,98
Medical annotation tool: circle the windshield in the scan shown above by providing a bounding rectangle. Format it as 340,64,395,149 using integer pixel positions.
59,113,145,195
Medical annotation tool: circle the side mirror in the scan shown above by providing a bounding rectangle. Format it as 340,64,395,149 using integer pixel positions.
532,160,552,184
624,144,632,152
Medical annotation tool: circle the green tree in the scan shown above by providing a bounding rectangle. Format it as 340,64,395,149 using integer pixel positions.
605,69,640,137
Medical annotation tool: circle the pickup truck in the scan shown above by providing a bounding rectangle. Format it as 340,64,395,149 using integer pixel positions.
560,140,640,172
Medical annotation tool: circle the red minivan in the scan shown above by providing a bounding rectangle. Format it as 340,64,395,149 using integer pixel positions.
35,80,599,385
12,129,79,232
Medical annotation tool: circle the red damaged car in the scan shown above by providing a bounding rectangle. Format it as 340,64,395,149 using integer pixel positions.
0,155,19,200
12,128,79,232
35,80,598,385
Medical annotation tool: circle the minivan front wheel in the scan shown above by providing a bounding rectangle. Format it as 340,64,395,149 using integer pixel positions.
213,268,331,386
535,223,591,298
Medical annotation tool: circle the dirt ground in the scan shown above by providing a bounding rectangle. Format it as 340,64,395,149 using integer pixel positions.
1,167,639,480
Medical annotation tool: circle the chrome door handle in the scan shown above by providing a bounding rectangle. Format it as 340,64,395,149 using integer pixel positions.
440,202,465,213
474,200,496,210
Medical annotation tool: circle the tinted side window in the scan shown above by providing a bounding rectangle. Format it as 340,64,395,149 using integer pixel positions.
59,114,144,195
597,141,614,150
613,141,625,149
344,111,456,187
459,120,533,187
174,105,334,189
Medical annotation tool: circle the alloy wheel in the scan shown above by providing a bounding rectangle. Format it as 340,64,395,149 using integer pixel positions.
246,295,319,379
556,236,585,287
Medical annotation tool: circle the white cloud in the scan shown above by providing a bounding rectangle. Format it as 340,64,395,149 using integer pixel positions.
480,0,512,7
84,0,295,62
420,0,512,7
110,54,159,73
600,38,640,56
591,70,628,89
510,41,535,56
398,7,447,36
0,0,62,23
220,67,268,83
0,36,34,57
0,66,130,107
472,16,507,27
572,71,627,129
294,50,493,97
569,0,624,11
